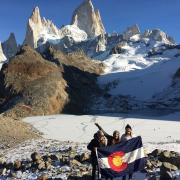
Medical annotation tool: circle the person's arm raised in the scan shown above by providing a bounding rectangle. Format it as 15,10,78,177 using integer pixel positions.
94,123,112,138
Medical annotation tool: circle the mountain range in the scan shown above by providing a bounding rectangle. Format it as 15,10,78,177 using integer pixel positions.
0,0,180,116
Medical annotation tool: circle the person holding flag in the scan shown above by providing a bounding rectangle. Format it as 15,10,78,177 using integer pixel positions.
96,125,145,179
87,130,107,180
121,124,136,180
95,123,121,146
121,124,136,142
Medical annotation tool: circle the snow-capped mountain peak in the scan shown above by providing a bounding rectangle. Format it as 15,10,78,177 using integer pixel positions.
23,5,91,48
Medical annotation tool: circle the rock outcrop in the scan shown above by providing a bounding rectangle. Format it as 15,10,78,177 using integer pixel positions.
123,24,140,40
2,33,18,59
71,0,106,38
143,29,175,44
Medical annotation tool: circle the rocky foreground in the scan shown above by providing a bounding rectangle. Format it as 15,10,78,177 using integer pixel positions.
0,139,180,180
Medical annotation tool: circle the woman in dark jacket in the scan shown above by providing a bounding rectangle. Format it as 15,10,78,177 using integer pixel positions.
95,123,121,146
87,130,107,180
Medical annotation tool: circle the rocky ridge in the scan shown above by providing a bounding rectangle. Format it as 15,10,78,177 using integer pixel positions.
0,45,104,118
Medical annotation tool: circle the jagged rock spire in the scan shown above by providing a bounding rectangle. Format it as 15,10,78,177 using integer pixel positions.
2,33,18,58
23,6,61,48
23,6,43,48
71,0,106,38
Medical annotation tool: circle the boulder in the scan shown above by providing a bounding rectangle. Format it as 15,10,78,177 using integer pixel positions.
149,149,163,157
79,152,90,162
37,174,48,180
0,157,5,168
31,152,41,162
160,162,178,180
163,162,178,171
37,161,46,170
70,159,82,167
14,160,21,171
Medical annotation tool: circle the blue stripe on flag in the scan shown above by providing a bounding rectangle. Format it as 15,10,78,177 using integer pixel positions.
98,136,143,158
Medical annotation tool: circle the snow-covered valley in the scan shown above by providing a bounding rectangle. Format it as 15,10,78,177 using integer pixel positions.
24,113,180,153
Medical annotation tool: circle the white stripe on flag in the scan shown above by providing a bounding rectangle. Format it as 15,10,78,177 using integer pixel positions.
98,147,145,169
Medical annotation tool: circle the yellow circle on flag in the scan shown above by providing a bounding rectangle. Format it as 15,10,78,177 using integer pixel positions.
108,151,128,172
112,155,123,166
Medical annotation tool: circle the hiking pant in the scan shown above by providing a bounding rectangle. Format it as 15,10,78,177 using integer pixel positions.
122,173,132,180
91,158,99,180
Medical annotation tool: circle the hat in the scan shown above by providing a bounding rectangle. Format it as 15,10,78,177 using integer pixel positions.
125,124,132,130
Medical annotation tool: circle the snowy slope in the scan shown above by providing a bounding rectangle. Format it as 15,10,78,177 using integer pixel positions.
99,55,180,100
24,112,180,153
38,25,88,46
97,37,180,103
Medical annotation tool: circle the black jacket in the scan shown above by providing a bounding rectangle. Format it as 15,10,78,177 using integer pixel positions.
95,124,120,146
87,137,106,161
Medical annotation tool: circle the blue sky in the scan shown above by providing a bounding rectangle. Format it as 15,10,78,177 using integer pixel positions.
0,0,180,44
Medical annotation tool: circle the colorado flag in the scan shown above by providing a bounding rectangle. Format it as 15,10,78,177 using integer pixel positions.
97,136,146,178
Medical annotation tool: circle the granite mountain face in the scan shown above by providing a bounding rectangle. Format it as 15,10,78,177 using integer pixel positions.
0,0,180,115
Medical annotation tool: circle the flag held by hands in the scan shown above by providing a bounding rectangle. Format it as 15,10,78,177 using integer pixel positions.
97,136,146,178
